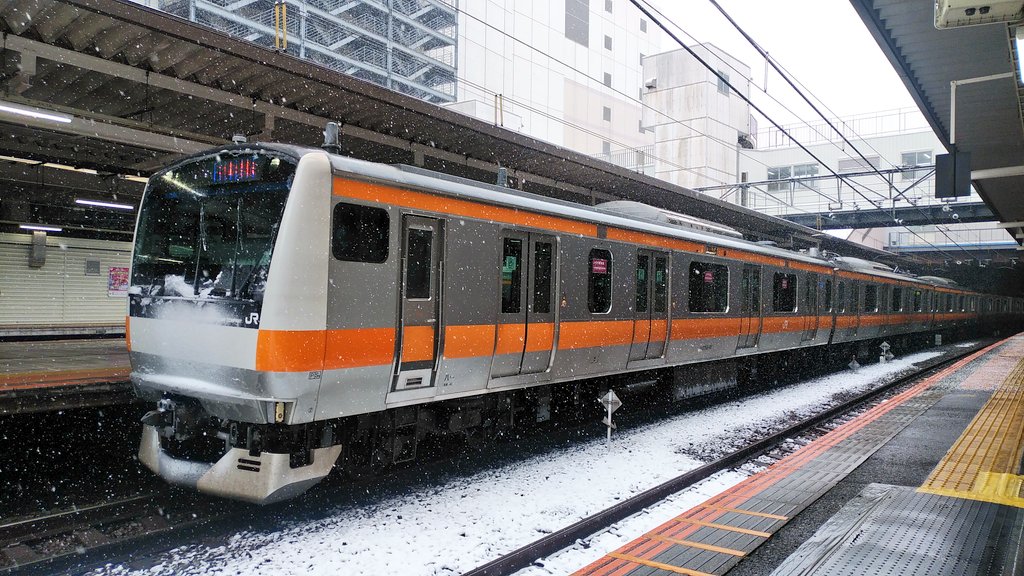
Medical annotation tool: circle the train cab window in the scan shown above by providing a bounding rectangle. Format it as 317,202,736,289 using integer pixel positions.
636,254,649,313
823,279,833,312
501,238,523,313
837,282,846,313
653,257,668,313
864,285,878,312
891,287,903,312
689,261,729,313
533,242,553,314
405,228,433,299
772,272,797,312
913,290,922,312
588,249,613,313
332,202,389,263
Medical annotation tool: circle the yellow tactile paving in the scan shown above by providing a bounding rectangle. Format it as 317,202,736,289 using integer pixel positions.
920,337,1024,507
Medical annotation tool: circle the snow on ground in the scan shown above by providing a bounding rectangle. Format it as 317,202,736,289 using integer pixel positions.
95,349,944,576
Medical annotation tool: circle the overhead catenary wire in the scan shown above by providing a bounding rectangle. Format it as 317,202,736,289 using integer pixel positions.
696,0,975,260
633,0,967,262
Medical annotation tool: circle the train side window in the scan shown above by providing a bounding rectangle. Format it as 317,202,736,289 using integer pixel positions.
689,261,729,313
837,282,846,313
850,284,859,312
332,202,389,263
913,290,922,312
824,279,833,312
501,238,523,313
635,254,649,313
588,249,613,313
946,294,954,312
654,257,668,313
864,285,878,312
891,287,903,312
772,272,796,312
959,295,965,311
533,242,552,314
405,228,433,299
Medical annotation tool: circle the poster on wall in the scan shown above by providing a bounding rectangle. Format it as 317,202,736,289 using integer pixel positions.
108,266,129,297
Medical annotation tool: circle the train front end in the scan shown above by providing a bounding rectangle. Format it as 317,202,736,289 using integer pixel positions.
128,145,341,503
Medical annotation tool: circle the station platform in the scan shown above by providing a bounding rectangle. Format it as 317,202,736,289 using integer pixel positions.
574,333,1024,576
0,338,132,414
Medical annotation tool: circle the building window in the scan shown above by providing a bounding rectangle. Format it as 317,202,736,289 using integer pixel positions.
601,141,611,154
639,52,645,64
565,0,589,47
717,71,730,96
689,261,729,313
640,18,647,32
838,156,880,173
605,0,612,12
603,72,612,87
604,35,612,50
588,249,612,313
603,106,611,121
767,163,818,193
901,150,932,181
332,202,389,263
772,273,797,312
638,119,645,133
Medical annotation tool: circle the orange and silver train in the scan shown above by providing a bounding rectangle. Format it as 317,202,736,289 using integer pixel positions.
128,142,1022,503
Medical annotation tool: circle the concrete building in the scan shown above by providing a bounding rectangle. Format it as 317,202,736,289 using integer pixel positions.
642,43,754,189
450,0,662,163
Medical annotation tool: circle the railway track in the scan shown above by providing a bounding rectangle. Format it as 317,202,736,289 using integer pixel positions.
0,490,226,573
461,341,992,576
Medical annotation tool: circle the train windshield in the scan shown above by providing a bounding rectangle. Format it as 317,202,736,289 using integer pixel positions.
131,151,296,303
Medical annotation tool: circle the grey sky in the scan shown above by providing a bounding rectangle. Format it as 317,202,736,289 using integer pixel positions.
651,0,920,125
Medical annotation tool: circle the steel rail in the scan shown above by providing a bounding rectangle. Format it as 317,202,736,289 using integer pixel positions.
461,340,995,576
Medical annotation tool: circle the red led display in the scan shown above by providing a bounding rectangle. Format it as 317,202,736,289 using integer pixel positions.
212,158,260,184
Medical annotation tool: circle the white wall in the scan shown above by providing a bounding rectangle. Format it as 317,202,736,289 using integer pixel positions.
455,0,661,155
643,43,752,190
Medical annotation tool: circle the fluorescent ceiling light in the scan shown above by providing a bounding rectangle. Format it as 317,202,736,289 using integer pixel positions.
0,101,73,124
75,198,135,210
123,175,150,183
1017,28,1024,83
19,224,63,232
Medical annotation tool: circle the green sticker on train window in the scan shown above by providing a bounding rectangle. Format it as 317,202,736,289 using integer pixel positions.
503,256,518,273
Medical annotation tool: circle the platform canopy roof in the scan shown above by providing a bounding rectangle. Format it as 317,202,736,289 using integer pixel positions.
852,0,1024,241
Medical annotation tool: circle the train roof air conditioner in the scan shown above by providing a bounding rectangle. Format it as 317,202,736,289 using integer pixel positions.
935,0,1024,28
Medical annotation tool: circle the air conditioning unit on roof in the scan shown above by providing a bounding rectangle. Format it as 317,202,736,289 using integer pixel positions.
935,0,1024,28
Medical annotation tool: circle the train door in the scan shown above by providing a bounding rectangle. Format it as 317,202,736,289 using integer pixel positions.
850,283,861,336
801,273,819,342
492,233,557,378
629,250,669,362
394,216,443,391
738,264,762,349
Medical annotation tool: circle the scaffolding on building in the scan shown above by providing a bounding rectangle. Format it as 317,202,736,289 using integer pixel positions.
154,0,458,103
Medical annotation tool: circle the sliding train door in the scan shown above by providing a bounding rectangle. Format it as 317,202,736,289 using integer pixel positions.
491,232,557,379
393,215,443,392
738,264,762,349
629,250,669,363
